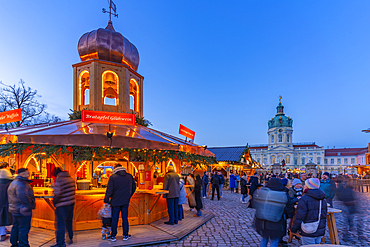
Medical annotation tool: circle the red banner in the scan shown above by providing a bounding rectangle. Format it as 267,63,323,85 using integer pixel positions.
145,171,151,181
179,124,195,140
82,110,135,125
0,109,22,125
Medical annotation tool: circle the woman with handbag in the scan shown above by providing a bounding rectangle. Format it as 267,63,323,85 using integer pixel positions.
291,178,327,245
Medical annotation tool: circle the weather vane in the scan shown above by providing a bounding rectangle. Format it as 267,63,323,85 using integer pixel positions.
102,0,118,21
279,95,282,103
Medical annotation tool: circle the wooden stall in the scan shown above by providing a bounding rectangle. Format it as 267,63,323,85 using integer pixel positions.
0,120,215,231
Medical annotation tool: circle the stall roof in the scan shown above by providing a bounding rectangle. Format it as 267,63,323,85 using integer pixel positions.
208,146,246,162
0,120,214,157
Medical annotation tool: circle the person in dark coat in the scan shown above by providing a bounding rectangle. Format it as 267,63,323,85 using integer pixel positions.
240,174,249,204
291,178,327,245
248,174,262,208
210,173,221,200
162,165,180,225
201,172,208,198
193,174,203,217
8,168,35,247
218,172,225,198
104,164,136,241
254,178,288,247
0,162,13,241
51,168,76,247
319,172,336,208
229,173,236,193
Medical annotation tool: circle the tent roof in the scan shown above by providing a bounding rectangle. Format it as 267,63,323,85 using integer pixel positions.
0,120,214,157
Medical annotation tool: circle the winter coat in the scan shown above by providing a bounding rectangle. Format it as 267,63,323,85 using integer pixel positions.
202,174,209,185
219,174,225,184
8,176,36,216
319,178,336,199
240,176,248,195
229,174,236,188
248,176,261,196
98,204,112,218
0,169,13,226
178,179,186,205
53,171,75,208
211,174,221,186
284,187,298,219
254,178,288,240
235,175,240,189
288,187,303,199
291,189,327,237
104,168,136,206
163,171,180,199
194,175,203,210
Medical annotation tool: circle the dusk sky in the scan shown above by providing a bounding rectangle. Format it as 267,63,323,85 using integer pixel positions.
1,1,370,148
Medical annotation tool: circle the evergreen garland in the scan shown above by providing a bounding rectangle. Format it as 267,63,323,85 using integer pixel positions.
0,143,216,168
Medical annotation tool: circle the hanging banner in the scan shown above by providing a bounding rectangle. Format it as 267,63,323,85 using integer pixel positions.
179,124,195,140
0,109,22,125
82,110,135,125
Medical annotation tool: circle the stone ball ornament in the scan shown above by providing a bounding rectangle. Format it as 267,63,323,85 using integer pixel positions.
78,21,139,71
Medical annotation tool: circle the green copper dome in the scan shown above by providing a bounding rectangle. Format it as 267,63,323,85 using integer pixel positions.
268,102,293,129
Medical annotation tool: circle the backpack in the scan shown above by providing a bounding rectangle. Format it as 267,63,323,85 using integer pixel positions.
253,187,288,222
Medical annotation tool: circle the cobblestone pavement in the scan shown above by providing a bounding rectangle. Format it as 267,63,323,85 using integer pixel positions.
152,191,370,247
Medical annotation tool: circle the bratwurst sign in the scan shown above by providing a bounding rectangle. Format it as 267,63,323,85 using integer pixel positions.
82,110,135,125
0,109,22,124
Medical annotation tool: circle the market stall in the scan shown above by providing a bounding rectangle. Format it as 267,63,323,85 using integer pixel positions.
0,120,215,231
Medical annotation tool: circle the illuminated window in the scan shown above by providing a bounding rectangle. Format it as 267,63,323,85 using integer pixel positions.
102,71,119,106
351,158,355,164
337,158,341,164
79,71,90,106
271,156,275,164
130,79,139,113
344,158,348,164
286,155,291,164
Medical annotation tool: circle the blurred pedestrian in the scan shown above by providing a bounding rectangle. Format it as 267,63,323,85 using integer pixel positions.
235,173,240,194
0,162,13,241
291,178,327,245
300,173,307,187
218,172,225,198
51,168,76,247
186,174,196,211
253,178,288,247
248,173,262,208
8,168,35,247
202,172,208,199
193,174,203,217
211,172,221,200
98,203,112,240
104,164,136,241
240,173,249,204
178,178,186,220
230,172,236,193
162,165,180,225
319,172,336,207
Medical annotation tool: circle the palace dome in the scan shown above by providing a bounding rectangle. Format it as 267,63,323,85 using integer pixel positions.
78,21,139,71
268,102,293,129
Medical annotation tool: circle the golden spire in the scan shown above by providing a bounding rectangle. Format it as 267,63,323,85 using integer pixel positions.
279,95,282,103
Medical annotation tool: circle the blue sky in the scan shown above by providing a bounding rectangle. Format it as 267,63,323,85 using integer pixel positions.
1,1,369,148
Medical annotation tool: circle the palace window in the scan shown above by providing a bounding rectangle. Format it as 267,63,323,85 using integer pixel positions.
271,135,274,143
331,158,334,164
301,158,305,165
344,158,348,164
294,158,298,165
271,156,276,164
287,134,290,142
324,159,327,164
278,134,282,142
286,155,291,164
317,157,321,164
351,158,355,164
337,158,341,164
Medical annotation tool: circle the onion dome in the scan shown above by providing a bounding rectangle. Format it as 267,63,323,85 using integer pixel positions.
268,102,293,129
78,21,139,71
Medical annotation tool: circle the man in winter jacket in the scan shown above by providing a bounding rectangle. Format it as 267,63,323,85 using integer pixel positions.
163,165,180,225
0,162,13,241
218,172,225,198
319,172,336,208
229,173,236,193
104,164,136,241
8,168,35,247
51,168,76,247
202,172,208,198
291,178,327,245
211,173,221,200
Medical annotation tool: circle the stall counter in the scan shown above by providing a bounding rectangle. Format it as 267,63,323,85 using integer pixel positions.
32,187,169,231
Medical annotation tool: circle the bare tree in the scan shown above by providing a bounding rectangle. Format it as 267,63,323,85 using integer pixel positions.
0,80,62,128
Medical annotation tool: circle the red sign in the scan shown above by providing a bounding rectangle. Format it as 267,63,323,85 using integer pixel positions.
179,124,195,140
145,171,151,181
0,109,22,125
82,110,135,125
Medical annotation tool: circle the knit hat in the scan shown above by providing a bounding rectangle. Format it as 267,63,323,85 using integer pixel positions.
17,168,28,174
292,178,302,186
305,178,320,190
323,172,330,177
281,178,288,186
